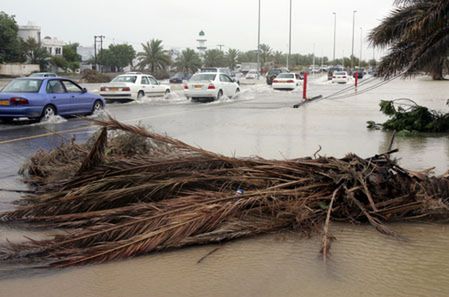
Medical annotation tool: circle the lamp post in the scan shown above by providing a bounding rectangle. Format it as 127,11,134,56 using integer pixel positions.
359,27,363,68
287,0,292,69
332,12,336,63
351,10,357,70
257,0,261,72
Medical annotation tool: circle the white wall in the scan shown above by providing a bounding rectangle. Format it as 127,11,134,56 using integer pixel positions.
0,64,40,77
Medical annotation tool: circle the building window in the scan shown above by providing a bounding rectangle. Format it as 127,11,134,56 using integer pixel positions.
55,47,61,55
48,47,53,54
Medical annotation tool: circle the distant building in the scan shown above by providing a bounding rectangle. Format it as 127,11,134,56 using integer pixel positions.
196,30,207,55
77,46,95,62
42,36,64,56
18,21,41,43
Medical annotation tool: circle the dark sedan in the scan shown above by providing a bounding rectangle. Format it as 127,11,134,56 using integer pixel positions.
0,77,105,122
266,68,289,85
169,72,192,84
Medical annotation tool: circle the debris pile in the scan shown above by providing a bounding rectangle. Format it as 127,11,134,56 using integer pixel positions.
1,117,449,268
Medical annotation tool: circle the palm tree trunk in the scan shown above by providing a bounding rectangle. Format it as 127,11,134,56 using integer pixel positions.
430,59,445,80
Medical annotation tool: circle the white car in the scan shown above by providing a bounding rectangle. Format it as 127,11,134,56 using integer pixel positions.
272,73,302,90
184,72,240,101
332,71,350,84
245,70,259,80
100,72,171,101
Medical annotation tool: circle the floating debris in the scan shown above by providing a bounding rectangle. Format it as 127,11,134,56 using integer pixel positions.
1,117,449,269
368,99,449,133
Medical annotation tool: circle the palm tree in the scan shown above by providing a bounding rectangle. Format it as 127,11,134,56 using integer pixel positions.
136,39,171,73
369,0,449,80
225,49,239,69
203,49,226,67
23,37,50,70
175,48,202,73
259,44,272,66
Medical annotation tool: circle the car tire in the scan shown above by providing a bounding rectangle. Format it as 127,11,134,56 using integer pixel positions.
137,91,145,99
91,100,104,114
164,89,170,99
234,88,240,97
40,105,56,121
217,90,223,100
0,118,14,124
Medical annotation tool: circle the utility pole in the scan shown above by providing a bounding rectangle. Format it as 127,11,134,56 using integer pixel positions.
257,0,261,72
94,36,97,71
94,35,105,72
217,44,225,51
287,0,292,70
351,10,357,70
332,12,337,63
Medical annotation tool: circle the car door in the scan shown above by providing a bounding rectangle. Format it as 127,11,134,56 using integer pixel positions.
219,74,233,96
46,79,72,115
140,76,151,97
148,76,163,96
62,80,90,114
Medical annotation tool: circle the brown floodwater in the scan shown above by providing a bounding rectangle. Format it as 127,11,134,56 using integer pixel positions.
1,76,449,296
1,224,449,297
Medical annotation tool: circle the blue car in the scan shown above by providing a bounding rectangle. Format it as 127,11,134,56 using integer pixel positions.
0,77,105,122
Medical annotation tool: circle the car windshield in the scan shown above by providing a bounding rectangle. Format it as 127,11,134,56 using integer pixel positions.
190,74,216,82
201,68,218,73
2,79,43,93
277,73,294,79
335,72,347,75
112,76,137,83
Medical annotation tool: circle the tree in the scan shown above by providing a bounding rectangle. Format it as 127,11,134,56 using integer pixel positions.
0,11,24,63
99,44,135,72
259,44,272,65
175,48,202,73
203,49,226,67
273,51,286,66
23,38,49,70
369,0,449,80
238,50,258,63
136,39,171,73
225,49,239,69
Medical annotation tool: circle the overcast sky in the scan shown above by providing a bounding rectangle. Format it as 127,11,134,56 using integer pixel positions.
2,0,395,59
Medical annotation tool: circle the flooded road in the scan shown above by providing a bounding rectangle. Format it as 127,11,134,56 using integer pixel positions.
1,76,449,296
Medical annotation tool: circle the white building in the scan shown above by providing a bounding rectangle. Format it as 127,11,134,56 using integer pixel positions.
41,36,64,56
18,22,41,43
77,46,95,62
196,30,207,55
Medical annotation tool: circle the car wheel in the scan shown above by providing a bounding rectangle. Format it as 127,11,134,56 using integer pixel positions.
41,105,56,121
91,100,104,114
217,90,223,100
164,89,171,99
234,88,240,97
137,91,145,99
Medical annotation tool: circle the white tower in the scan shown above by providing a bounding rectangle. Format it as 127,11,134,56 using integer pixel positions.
196,30,207,54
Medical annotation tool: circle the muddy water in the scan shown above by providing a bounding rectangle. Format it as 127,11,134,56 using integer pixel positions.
1,224,449,297
1,77,449,296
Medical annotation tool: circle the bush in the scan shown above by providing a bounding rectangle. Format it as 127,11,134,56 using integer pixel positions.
80,69,111,83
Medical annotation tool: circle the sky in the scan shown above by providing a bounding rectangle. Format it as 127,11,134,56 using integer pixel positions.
1,0,395,60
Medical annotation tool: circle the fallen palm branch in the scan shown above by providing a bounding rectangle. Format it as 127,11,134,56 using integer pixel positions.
1,116,449,269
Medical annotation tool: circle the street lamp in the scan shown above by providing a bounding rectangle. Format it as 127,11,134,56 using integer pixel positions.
332,12,336,63
359,27,363,68
351,10,357,69
287,0,292,69
257,0,261,72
